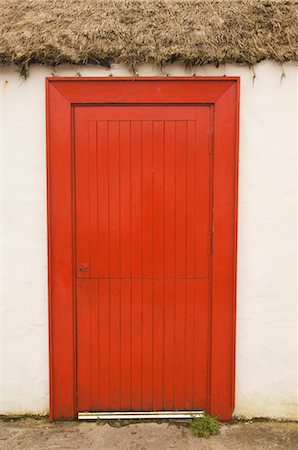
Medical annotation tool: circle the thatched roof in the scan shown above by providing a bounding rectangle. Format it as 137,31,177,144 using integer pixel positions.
1,0,297,77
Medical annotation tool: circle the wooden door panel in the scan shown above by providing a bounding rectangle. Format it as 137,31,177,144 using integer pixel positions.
75,107,211,280
77,278,209,411
75,105,212,412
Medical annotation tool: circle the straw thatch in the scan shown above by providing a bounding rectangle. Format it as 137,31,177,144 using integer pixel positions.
0,0,297,76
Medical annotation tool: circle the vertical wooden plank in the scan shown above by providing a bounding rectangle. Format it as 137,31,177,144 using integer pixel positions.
97,122,109,277
173,121,187,408
99,121,111,410
108,122,120,277
173,280,186,409
192,279,209,409
90,279,99,410
185,121,196,277
119,122,132,277
152,121,164,277
163,121,176,409
142,121,154,277
75,117,90,277
97,279,110,409
184,280,195,409
109,279,121,409
131,121,142,276
164,121,176,277
184,121,196,408
76,279,91,411
195,108,210,277
141,279,153,410
152,121,165,409
88,122,99,277
141,121,153,410
107,122,121,408
130,121,142,409
152,280,164,410
175,121,187,276
131,279,143,410
119,122,132,409
120,279,132,410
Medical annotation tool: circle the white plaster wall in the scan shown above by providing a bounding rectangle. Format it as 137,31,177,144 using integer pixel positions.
0,62,297,419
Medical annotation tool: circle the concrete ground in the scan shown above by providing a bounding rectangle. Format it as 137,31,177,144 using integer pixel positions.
0,418,297,450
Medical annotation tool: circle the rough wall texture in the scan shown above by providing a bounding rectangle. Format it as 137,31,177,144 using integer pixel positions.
0,61,297,419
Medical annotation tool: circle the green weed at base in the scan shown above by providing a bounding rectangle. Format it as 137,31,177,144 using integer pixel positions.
189,414,220,438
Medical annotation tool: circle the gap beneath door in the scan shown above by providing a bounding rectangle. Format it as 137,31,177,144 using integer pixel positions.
78,411,204,420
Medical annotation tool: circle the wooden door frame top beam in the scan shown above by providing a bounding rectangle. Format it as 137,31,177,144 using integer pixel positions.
46,77,240,421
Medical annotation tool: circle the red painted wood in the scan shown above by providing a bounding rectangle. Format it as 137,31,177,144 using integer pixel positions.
46,83,76,420
210,84,239,420
163,122,176,410
98,279,110,409
46,78,239,421
75,106,211,412
119,122,132,410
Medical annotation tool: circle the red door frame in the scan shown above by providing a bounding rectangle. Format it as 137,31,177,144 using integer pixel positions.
46,77,239,421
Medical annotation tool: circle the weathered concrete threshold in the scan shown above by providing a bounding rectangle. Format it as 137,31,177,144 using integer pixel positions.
0,417,297,449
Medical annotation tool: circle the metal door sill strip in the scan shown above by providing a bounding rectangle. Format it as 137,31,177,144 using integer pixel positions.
78,411,204,420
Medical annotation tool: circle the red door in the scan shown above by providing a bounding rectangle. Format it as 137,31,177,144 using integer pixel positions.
47,77,239,421
75,105,212,412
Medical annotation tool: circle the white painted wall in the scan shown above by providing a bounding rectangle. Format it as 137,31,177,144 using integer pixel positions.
0,62,297,419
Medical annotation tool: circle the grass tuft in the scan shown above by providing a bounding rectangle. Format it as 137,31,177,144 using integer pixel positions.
189,414,220,438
